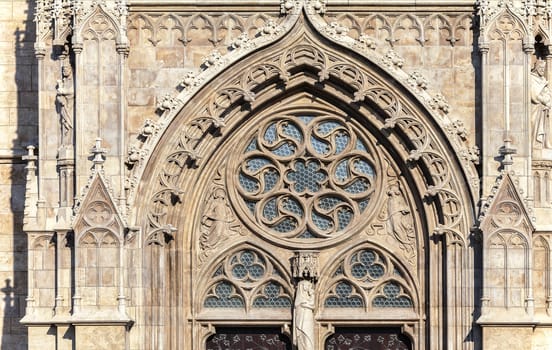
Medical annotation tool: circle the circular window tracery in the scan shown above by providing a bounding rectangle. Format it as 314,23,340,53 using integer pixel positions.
232,114,380,242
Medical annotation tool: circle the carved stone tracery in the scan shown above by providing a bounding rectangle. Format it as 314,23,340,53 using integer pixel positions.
233,114,380,242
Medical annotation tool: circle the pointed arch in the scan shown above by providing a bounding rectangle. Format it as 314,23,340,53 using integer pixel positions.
130,13,478,349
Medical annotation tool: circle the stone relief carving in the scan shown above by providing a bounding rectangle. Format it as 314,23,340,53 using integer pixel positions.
56,62,74,144
386,182,416,262
200,186,242,259
531,60,552,149
292,252,319,280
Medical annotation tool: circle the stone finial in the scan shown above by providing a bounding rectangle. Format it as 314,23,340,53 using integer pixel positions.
22,145,38,166
292,251,319,280
500,137,517,170
91,137,107,170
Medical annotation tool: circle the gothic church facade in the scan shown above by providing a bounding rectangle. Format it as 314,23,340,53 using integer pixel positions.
2,0,552,349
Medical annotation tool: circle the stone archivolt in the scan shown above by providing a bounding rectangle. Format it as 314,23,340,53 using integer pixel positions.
128,9,477,347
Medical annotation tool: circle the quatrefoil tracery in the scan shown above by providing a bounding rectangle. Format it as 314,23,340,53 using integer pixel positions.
234,114,379,240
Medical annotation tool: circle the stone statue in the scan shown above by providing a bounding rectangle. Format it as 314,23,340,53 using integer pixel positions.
56,64,74,144
293,279,315,350
531,60,552,149
387,183,415,258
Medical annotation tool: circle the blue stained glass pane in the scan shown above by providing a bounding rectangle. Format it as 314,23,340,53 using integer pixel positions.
299,116,314,124
359,251,376,265
253,282,292,308
359,199,369,212
213,266,223,277
240,251,254,265
335,161,349,181
264,170,279,192
264,124,277,143
351,263,368,279
312,212,332,230
287,161,326,192
337,208,353,230
283,197,303,215
317,121,340,135
349,250,385,280
318,196,342,211
344,179,369,194
263,198,278,221
247,157,271,171
354,159,374,177
272,217,297,233
367,264,385,279
239,173,258,193
272,143,296,157
245,139,258,152
298,231,315,239
265,283,280,297
325,282,363,308
356,139,367,151
204,282,244,308
248,264,265,279
335,134,349,154
373,282,412,308
232,264,247,279
311,136,330,155
283,123,303,141
245,200,256,214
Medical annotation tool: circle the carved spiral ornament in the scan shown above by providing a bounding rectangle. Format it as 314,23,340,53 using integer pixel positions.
231,114,380,242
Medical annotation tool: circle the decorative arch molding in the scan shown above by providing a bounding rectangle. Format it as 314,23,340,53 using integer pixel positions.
127,1,479,218
132,20,477,250
72,1,129,46
130,3,479,349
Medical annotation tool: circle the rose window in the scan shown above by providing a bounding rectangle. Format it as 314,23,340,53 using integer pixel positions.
234,115,377,240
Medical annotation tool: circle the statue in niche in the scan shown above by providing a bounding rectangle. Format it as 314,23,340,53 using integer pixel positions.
293,279,315,350
56,63,74,144
200,188,240,254
386,183,416,260
531,60,552,149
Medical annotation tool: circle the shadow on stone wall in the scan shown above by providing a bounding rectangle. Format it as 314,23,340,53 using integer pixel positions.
5,0,38,348
470,11,483,350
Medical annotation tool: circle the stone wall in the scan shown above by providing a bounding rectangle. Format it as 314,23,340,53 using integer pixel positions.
0,0,37,349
